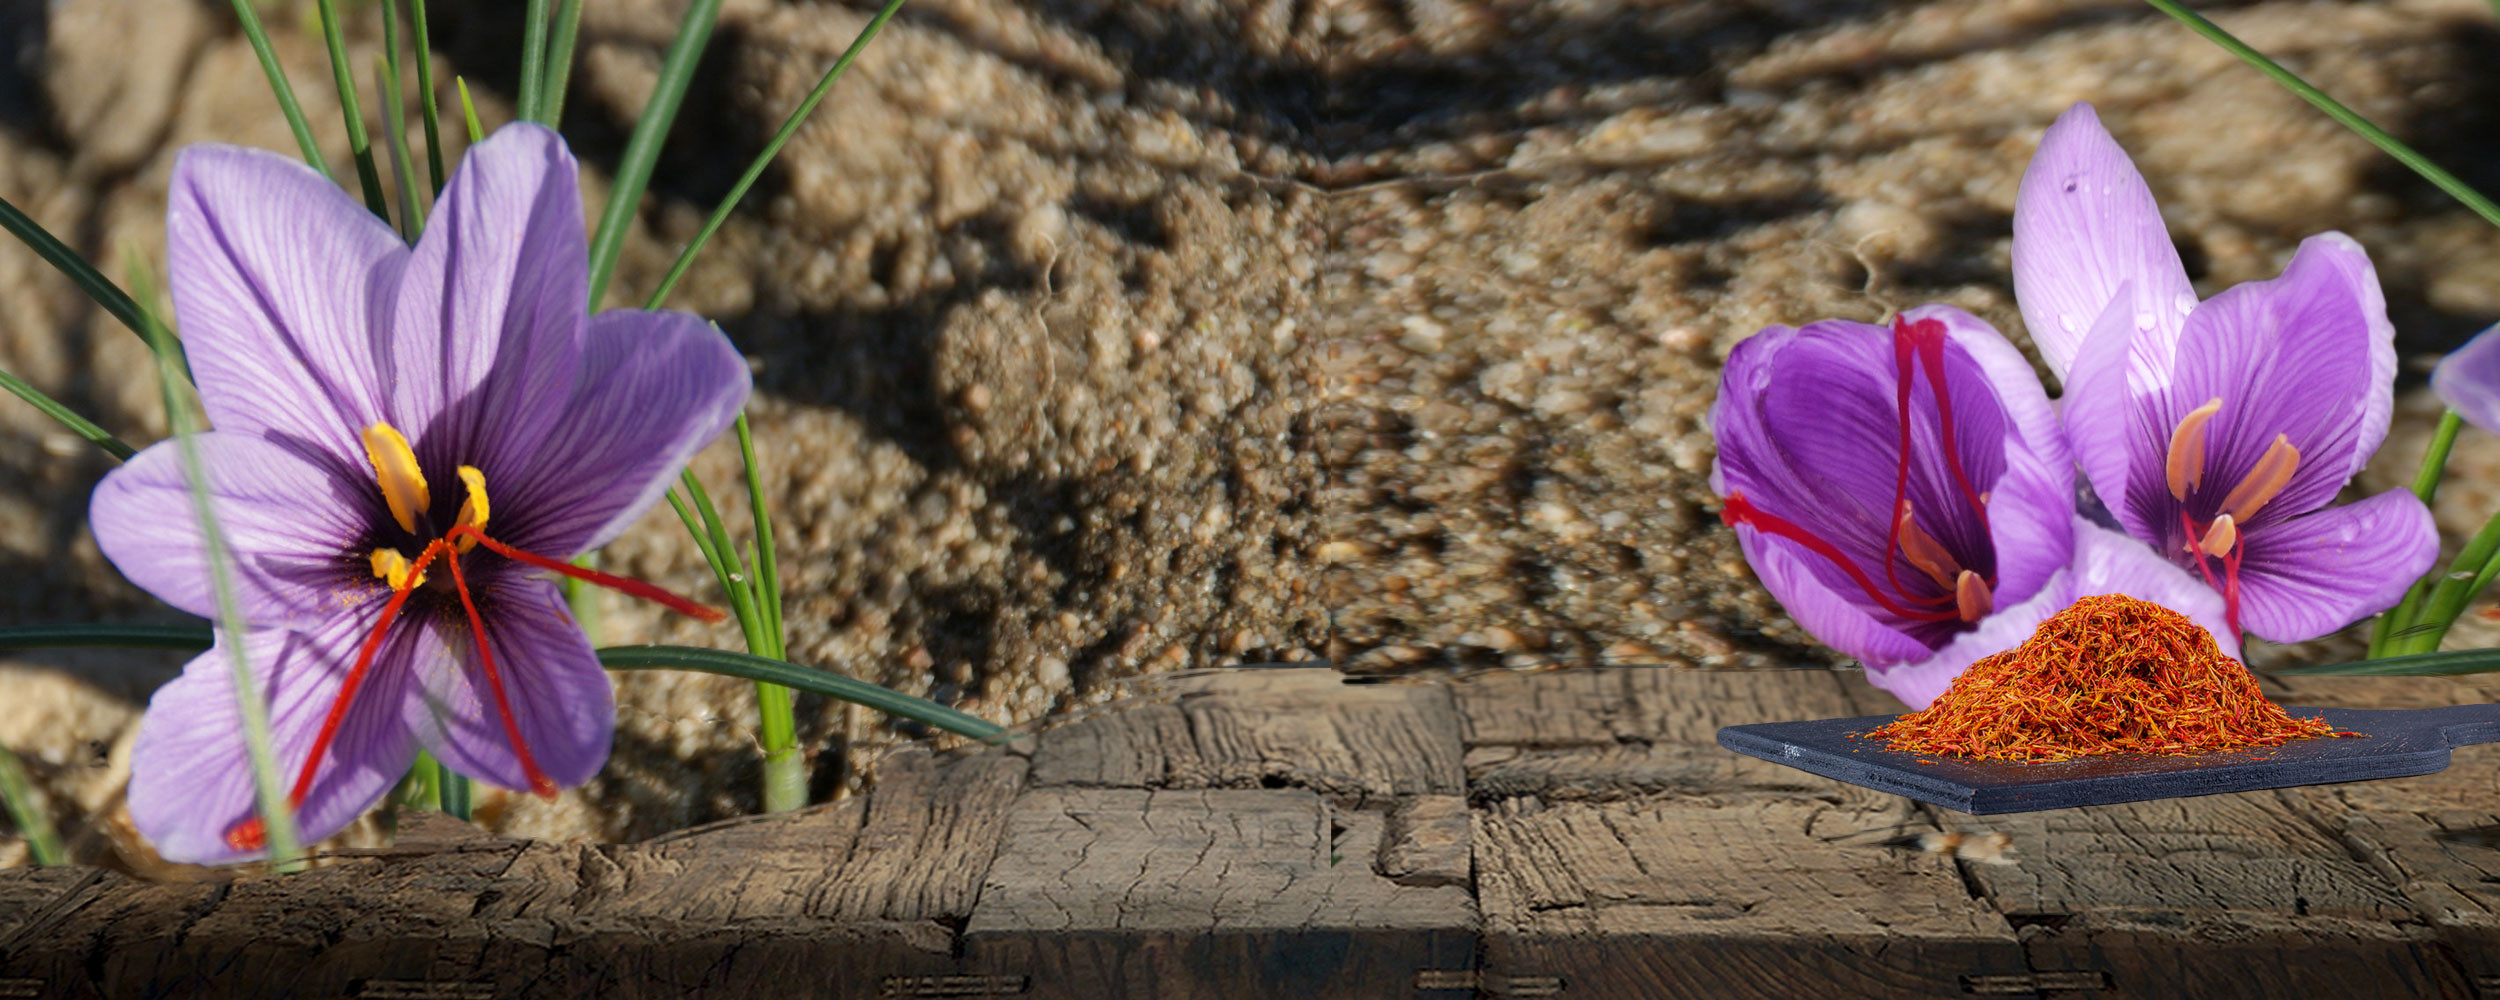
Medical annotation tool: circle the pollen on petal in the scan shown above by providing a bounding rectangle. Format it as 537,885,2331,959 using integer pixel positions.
369,548,425,591
2164,398,2223,502
361,422,430,534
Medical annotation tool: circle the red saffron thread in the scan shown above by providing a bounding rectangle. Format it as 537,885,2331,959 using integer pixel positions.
1868,594,2349,763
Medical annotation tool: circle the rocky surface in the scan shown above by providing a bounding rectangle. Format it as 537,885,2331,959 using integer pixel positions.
2,0,2498,865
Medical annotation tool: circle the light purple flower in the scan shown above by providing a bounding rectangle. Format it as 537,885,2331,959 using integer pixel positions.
1712,305,2236,708
2015,102,2436,643
2432,324,2500,437
90,124,749,863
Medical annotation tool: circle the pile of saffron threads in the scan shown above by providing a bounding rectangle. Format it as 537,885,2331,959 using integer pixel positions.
1869,594,2347,762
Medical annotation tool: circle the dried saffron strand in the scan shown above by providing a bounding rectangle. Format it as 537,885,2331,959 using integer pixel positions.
1870,594,2344,762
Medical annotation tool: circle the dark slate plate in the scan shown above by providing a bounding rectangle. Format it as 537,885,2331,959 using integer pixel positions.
1717,704,2500,814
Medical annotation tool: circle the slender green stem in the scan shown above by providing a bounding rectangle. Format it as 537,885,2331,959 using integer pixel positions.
227,0,333,178
0,194,155,348
435,757,470,821
517,0,551,124
600,646,1005,742
0,368,134,461
586,0,724,307
132,264,303,873
316,0,391,218
0,623,212,651
0,744,63,865
2270,646,2500,677
540,0,586,127
643,0,909,309
736,417,785,653
2394,506,2500,656
409,0,447,192
376,57,427,239
2144,0,2500,230
2370,409,2467,656
667,490,732,579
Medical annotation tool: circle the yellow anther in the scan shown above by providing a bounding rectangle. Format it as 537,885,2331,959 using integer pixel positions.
369,548,425,591
1894,503,1962,591
453,465,490,552
361,422,430,534
2164,398,2223,502
1954,569,1992,624
2218,433,2301,524
2198,513,2239,559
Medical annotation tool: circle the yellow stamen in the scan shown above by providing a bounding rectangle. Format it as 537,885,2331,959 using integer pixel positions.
1954,569,1992,623
1894,503,1961,591
2198,513,2238,559
454,465,490,553
361,422,429,534
2164,398,2224,502
2218,434,2301,524
369,548,425,591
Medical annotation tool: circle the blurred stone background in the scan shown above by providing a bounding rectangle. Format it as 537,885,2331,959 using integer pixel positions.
2,0,2497,869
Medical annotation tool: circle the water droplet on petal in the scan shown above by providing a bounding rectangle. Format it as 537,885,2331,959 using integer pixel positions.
2174,293,2196,317
2058,315,2079,335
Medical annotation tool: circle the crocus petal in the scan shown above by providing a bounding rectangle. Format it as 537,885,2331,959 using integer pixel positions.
2062,288,2164,541
491,310,751,556
2432,323,2500,437
90,433,380,628
1733,516,1935,669
167,144,403,472
2011,102,2197,381
128,612,417,865
1904,304,2076,604
2162,233,2394,524
402,579,614,792
2064,517,2240,662
2232,489,2437,644
385,122,587,478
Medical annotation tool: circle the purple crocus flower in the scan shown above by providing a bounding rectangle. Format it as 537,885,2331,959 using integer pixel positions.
1713,304,2236,708
2015,102,2436,643
2432,324,2500,436
88,124,749,863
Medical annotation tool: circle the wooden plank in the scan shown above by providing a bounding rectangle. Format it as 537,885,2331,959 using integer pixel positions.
964,786,1475,998
1463,669,1885,803
1474,794,2024,1000
1030,668,1465,799
1376,795,1469,887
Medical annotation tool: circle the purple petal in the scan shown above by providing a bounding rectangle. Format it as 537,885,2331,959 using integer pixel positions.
402,579,614,792
2064,518,2240,661
1732,517,1933,669
385,123,587,478
129,611,417,865
2234,489,2437,644
491,310,751,556
2011,102,2197,381
2432,323,2500,437
167,144,404,471
2062,287,2167,543
1906,304,2075,605
2163,233,2394,526
90,433,379,628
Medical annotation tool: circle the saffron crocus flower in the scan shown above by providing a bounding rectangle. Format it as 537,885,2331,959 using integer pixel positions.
89,124,749,863
1713,304,2236,708
2015,102,2436,643
2432,324,2500,436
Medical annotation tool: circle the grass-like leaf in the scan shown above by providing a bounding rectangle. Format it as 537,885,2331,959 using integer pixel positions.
377,0,427,237
0,743,63,866
129,262,305,873
540,0,586,127
316,0,392,218
517,0,551,124
2370,410,2467,657
0,367,135,461
409,0,447,192
600,646,1006,743
0,194,162,356
2144,0,2500,231
0,622,213,651
226,0,333,178
643,0,909,309
585,0,724,306
2267,648,2500,678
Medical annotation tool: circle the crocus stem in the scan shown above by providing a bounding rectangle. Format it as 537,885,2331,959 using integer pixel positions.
0,743,63,866
376,56,427,240
539,0,586,127
131,263,303,873
315,0,392,219
517,0,550,124
2394,505,2500,656
408,0,447,193
2143,0,2500,231
585,0,724,306
435,757,471,821
2370,409,2466,657
227,0,332,179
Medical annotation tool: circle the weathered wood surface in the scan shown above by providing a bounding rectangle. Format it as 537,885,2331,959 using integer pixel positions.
7,666,2500,998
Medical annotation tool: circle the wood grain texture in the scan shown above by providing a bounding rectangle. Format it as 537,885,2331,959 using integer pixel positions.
1030,668,1465,799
